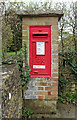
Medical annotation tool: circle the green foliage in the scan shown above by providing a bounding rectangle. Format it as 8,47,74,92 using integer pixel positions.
59,36,76,52
24,0,53,10
3,58,13,64
64,51,77,74
3,0,53,56
58,92,77,103
6,49,22,56
58,50,77,101
4,2,22,54
2,49,22,64
17,43,30,86
2,43,30,87
58,77,71,93
2,2,23,57
59,50,77,74
22,108,33,119
2,20,13,58
59,50,77,93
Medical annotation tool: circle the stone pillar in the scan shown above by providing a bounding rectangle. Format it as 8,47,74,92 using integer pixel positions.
17,10,63,117
22,17,59,104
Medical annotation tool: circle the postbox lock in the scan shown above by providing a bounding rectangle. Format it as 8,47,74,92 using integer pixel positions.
38,29,42,32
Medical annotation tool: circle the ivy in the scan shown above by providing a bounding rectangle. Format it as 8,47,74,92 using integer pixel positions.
58,92,77,103
63,51,77,74
22,108,33,119
17,43,31,86
58,77,71,93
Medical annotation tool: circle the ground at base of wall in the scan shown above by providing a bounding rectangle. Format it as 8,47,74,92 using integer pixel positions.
23,100,75,119
31,103,75,118
57,103,75,118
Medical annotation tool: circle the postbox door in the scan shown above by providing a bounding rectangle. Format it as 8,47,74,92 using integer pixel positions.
30,26,51,77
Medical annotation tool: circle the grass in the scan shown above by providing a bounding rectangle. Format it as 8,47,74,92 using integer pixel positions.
6,49,22,57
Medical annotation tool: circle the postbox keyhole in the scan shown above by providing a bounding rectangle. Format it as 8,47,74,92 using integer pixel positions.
38,29,42,32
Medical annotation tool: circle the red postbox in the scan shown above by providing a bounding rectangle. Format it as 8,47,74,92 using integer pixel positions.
30,26,51,77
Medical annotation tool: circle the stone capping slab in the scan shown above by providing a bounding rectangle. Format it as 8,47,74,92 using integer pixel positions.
17,9,63,21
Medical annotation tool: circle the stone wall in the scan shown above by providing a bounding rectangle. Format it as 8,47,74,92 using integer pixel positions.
2,64,22,118
0,2,2,119
22,16,59,102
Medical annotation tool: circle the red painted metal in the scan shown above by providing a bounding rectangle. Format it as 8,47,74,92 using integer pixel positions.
29,26,51,77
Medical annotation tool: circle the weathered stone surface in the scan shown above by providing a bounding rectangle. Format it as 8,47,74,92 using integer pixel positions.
17,9,63,21
2,64,22,118
0,2,2,119
23,100,60,118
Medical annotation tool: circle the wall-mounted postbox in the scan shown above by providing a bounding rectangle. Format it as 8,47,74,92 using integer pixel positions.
17,9,63,101
30,26,51,77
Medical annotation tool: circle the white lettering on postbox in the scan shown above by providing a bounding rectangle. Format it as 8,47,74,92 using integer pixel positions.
33,65,45,69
